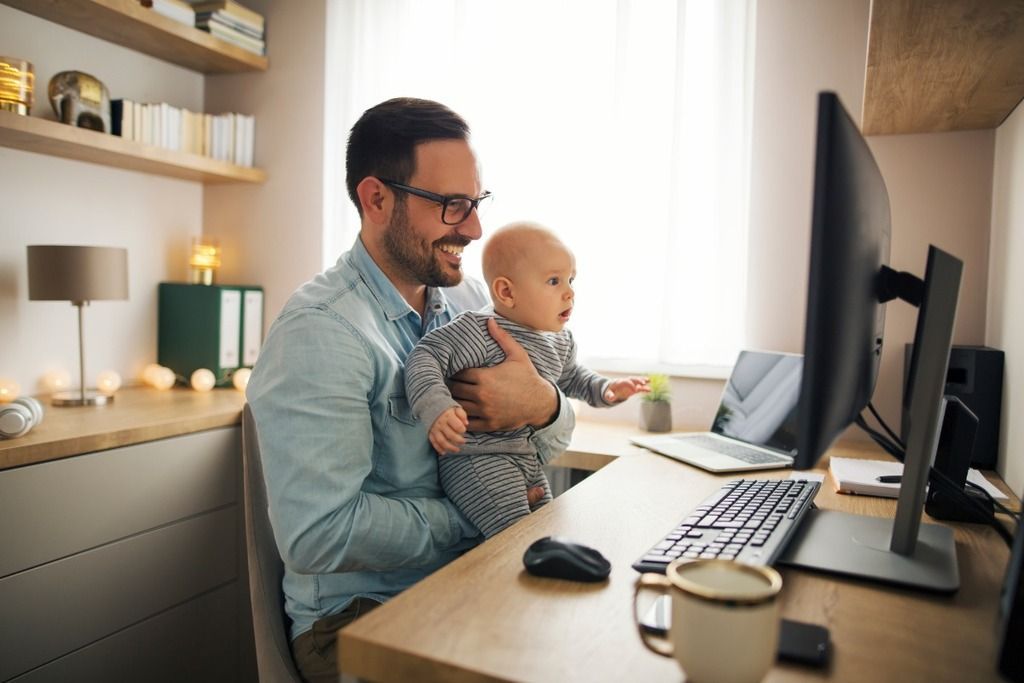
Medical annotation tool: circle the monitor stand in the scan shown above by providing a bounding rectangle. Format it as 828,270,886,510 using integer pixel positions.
780,246,964,594
777,509,958,593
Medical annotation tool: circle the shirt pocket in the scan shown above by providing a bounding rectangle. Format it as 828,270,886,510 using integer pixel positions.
387,392,419,427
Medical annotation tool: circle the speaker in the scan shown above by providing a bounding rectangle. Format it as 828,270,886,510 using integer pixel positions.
903,345,1004,468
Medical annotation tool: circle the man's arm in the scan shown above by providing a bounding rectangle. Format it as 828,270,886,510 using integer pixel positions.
449,318,575,464
246,310,472,575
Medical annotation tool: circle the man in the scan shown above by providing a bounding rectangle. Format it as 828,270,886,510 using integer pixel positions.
246,98,574,682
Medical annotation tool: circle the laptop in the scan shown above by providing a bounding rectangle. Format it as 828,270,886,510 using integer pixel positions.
630,350,802,472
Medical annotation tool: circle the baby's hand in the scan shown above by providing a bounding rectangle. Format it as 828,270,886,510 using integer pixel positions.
429,406,469,455
603,376,651,403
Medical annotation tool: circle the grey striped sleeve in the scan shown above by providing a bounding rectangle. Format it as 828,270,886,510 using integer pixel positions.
405,312,491,430
555,329,614,408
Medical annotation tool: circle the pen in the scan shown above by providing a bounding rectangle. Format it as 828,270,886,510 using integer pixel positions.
876,475,902,484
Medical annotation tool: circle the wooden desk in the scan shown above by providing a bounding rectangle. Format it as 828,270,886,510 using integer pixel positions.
339,421,1018,682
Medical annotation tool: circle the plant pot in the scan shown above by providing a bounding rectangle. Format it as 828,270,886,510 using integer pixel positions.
640,400,672,433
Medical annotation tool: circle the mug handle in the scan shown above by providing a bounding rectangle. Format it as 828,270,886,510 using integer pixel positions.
634,573,674,657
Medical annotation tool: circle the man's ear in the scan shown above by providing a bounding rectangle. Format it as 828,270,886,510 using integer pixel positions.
356,176,389,225
491,276,515,308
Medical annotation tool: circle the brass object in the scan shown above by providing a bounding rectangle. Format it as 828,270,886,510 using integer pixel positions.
0,57,34,115
48,70,110,132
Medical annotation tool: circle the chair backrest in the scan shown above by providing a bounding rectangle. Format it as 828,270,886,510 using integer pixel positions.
242,404,303,682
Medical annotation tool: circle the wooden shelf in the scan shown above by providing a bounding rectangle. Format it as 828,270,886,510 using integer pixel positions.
863,0,1024,135
0,0,267,74
0,110,266,183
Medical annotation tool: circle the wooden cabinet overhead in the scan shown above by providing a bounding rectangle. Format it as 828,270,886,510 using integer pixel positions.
863,0,1024,135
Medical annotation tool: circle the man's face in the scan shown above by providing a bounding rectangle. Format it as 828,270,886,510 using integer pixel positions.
382,139,483,288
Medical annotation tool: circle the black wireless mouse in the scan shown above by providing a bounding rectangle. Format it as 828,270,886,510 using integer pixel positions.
522,536,611,582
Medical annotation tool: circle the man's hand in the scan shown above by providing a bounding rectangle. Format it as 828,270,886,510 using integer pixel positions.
428,406,468,455
450,318,558,432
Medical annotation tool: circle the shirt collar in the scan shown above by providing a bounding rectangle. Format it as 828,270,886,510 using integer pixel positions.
350,236,450,324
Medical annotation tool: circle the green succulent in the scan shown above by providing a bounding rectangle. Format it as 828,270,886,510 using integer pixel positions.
643,373,671,402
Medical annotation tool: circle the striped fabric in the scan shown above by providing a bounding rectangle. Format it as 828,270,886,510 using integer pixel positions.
405,311,615,537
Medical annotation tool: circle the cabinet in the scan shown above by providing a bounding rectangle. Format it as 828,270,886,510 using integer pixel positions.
863,0,1024,135
0,426,254,682
0,0,267,183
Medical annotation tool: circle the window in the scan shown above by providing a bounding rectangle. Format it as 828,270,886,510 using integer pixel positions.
325,0,756,373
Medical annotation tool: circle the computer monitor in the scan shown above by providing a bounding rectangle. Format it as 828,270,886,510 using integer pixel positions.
778,92,963,592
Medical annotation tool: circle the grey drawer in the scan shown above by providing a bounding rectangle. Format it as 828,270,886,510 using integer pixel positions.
0,427,239,578
0,506,238,681
9,582,239,683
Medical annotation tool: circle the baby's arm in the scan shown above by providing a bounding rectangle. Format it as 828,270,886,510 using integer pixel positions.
429,406,469,455
603,376,651,403
405,313,489,452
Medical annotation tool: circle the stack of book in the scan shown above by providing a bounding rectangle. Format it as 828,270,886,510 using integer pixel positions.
141,0,196,28
111,100,256,168
188,0,266,56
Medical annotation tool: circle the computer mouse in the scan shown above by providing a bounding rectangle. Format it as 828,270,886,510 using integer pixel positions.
522,536,611,583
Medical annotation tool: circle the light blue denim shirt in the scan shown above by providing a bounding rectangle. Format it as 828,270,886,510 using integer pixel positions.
246,237,574,641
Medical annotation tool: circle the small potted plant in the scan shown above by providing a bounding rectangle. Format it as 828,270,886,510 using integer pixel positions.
640,374,672,433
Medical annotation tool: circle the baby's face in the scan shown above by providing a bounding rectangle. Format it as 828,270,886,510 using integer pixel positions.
508,241,576,332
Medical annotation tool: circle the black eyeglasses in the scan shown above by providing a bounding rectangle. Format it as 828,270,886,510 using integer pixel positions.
379,178,492,225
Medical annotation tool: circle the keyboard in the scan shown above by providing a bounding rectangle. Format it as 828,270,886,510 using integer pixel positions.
678,434,791,465
632,477,820,573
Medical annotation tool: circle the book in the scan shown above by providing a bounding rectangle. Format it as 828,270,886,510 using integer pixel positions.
828,456,1008,500
195,10,263,39
110,99,134,139
142,0,196,28
187,0,264,32
204,18,266,54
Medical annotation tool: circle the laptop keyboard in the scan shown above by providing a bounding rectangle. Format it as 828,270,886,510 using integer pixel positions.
678,434,791,465
632,477,820,573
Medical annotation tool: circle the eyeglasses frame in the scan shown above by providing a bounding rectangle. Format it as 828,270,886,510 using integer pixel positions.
378,178,492,225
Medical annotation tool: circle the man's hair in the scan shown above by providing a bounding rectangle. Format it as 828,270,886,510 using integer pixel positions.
345,98,471,216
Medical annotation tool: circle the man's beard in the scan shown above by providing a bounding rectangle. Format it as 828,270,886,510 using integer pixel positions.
382,200,465,288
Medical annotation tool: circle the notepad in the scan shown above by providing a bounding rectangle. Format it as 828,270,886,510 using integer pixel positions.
828,456,1008,501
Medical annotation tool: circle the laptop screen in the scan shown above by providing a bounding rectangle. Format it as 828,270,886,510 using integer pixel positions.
710,351,802,455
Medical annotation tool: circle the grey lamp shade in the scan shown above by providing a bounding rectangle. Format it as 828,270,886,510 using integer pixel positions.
27,245,129,302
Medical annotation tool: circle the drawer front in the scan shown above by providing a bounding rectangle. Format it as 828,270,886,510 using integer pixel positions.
0,427,239,578
9,582,239,683
0,507,238,681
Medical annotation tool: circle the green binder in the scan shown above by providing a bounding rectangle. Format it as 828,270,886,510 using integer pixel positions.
158,283,264,385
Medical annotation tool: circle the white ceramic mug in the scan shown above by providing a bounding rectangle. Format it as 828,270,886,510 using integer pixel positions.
634,559,783,683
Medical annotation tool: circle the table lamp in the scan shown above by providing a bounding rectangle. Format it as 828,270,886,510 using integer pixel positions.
27,245,129,406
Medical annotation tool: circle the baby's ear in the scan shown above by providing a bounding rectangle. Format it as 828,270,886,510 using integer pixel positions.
491,276,515,308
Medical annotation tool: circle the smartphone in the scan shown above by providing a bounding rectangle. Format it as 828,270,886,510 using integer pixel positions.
639,596,831,667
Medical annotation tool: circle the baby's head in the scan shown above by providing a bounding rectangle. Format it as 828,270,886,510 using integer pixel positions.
482,221,576,332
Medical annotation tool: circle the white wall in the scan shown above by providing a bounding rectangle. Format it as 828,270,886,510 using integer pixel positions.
202,0,327,322
0,5,204,394
867,131,994,433
989,102,1024,495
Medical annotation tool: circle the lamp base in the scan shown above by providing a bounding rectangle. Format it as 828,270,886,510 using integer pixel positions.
51,391,113,407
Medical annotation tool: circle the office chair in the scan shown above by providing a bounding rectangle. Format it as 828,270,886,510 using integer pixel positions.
242,404,303,683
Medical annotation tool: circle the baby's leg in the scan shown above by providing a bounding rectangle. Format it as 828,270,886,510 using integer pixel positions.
439,454,532,539
525,466,553,512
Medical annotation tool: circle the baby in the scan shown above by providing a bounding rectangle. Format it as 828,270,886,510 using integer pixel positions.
405,221,649,538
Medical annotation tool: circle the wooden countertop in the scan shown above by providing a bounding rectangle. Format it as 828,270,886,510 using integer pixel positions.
0,386,246,471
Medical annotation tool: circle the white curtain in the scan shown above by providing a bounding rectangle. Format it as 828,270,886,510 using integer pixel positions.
324,0,755,372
